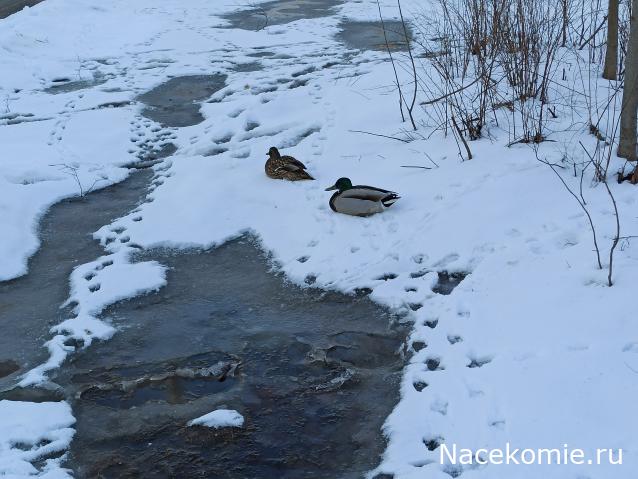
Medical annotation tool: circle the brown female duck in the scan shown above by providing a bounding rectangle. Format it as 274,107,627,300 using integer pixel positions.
265,147,314,181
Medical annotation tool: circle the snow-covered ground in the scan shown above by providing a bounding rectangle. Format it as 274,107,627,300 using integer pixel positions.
1,0,638,477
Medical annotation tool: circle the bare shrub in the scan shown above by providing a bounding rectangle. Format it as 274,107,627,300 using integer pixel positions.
415,0,565,145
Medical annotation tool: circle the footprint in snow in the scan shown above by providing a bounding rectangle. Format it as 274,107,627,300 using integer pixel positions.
424,319,438,329
430,399,448,415
95,259,113,270
409,303,423,311
442,464,463,478
410,270,428,279
413,380,428,392
423,436,444,451
411,340,426,352
244,119,260,131
425,357,443,371
375,273,398,281
433,253,459,268
467,356,492,368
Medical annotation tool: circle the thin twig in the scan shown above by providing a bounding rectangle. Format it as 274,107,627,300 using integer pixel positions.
535,150,602,269
348,129,410,142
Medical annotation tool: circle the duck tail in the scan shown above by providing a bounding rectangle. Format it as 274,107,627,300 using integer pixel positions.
382,193,400,207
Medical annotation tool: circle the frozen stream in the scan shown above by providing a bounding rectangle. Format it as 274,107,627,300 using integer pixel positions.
0,3,422,477
60,239,409,478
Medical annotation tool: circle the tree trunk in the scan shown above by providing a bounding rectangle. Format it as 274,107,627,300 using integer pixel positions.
603,0,619,80
618,0,638,161
562,0,568,46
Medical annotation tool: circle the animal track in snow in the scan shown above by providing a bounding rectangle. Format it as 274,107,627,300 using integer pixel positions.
423,436,444,451
410,269,428,279
424,319,438,329
467,356,492,368
430,398,448,415
244,119,260,131
425,357,443,371
413,381,428,392
95,259,113,270
204,146,228,156
442,464,463,478
412,341,426,352
88,283,101,292
375,273,398,281
291,66,316,77
230,148,251,159
214,133,233,144
279,126,321,148
447,334,463,344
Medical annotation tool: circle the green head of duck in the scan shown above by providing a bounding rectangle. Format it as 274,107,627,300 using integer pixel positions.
325,177,353,192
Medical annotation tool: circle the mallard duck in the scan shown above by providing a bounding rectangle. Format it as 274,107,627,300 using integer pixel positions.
325,177,400,217
265,147,314,181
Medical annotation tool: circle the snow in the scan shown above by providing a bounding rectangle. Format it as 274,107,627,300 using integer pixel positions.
187,409,245,429
0,401,75,478
1,0,638,477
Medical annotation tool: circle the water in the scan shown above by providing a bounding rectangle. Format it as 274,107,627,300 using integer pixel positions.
136,74,227,127
0,0,43,19
336,21,412,52
0,170,152,392
224,0,342,31
44,75,109,94
56,239,409,478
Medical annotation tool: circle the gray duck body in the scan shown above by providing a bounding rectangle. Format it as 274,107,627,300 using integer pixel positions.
326,178,400,217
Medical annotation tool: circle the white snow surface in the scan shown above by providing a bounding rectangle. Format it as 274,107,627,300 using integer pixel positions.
1,0,638,478
187,409,245,429
0,400,75,478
